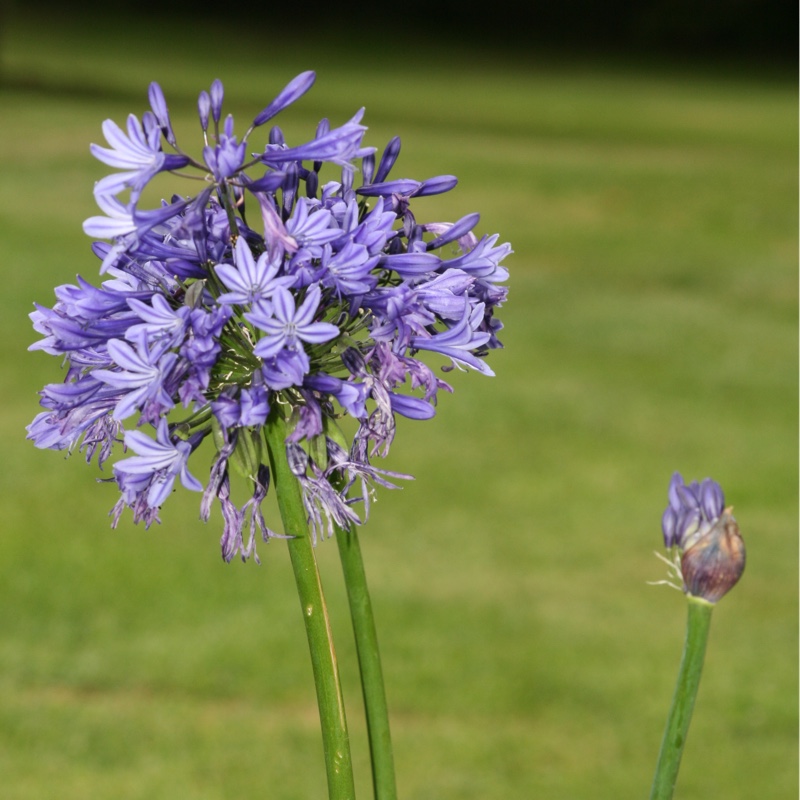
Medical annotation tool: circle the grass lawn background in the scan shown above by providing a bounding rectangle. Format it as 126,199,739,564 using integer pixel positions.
0,10,796,799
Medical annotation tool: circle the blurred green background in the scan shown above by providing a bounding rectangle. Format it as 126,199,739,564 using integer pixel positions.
0,6,796,799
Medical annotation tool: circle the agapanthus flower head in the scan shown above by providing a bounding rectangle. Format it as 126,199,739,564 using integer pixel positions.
27,76,511,562
659,472,745,603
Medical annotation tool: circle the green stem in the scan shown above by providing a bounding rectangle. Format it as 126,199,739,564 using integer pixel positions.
217,179,241,241
336,525,398,800
650,596,714,800
264,411,356,800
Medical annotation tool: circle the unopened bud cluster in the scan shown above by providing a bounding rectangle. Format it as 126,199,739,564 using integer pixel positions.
661,472,745,603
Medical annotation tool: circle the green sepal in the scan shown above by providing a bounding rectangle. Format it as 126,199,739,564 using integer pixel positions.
184,279,206,309
323,415,349,452
210,415,226,451
230,426,264,481
210,417,264,482
308,433,328,472
171,406,214,440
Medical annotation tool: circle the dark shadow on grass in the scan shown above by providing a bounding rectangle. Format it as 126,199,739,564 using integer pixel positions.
0,74,146,104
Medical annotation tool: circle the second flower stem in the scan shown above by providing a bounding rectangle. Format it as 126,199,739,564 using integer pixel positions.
336,525,398,800
264,412,356,800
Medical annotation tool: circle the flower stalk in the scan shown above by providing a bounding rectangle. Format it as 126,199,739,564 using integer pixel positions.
264,410,355,800
651,472,746,800
649,596,713,800
336,525,397,800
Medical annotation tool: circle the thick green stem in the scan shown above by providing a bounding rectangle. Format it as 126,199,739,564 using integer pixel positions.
650,596,714,800
264,412,356,800
336,525,398,800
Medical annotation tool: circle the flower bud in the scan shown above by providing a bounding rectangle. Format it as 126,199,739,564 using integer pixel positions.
680,508,746,603
658,473,746,603
210,79,224,124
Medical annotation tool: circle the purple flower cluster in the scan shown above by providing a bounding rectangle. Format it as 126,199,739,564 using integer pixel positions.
27,75,510,561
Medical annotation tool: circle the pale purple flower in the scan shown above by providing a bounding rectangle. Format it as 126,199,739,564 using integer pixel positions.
125,294,191,352
83,194,192,272
216,464,284,563
286,442,361,543
327,437,413,520
285,199,340,254
198,90,211,132
90,113,186,199
377,251,440,279
148,82,177,146
218,473,245,562
215,236,294,306
113,419,203,508
425,212,480,250
257,193,299,257
203,115,246,181
83,193,140,239
373,136,402,183
304,374,368,418
53,274,151,320
357,178,422,198
26,376,122,464
357,174,458,219
211,392,241,430
439,233,512,281
239,385,269,426
410,303,493,375
247,285,339,361
260,349,309,390
415,269,473,320
261,110,373,169
318,242,379,296
93,336,178,422
252,70,316,128
28,302,136,354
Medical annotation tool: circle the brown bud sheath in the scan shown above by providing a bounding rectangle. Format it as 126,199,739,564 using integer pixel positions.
681,508,746,604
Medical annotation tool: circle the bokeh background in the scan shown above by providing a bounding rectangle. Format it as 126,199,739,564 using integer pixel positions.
0,3,796,798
